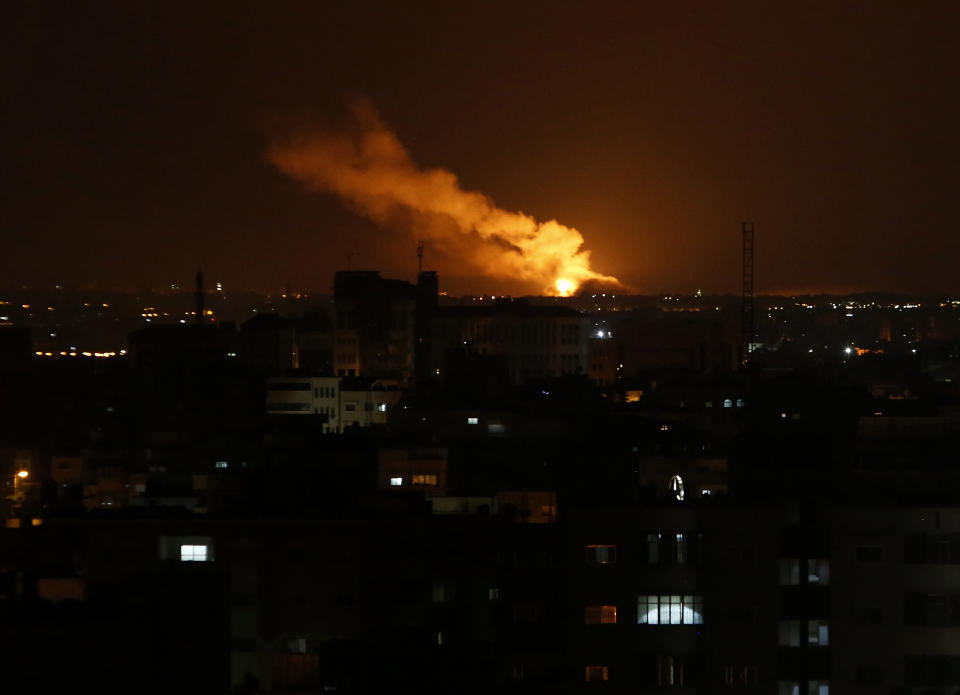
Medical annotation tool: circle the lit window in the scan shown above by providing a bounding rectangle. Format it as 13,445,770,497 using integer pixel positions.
412,474,438,486
807,620,829,646
215,461,229,469
389,477,403,487
488,587,501,601
808,558,830,584
180,544,209,562
467,417,478,425
669,475,685,501
585,605,617,624
585,545,616,565
585,665,609,682
778,682,800,695
723,398,733,408
376,403,387,412
808,681,829,695
637,595,703,625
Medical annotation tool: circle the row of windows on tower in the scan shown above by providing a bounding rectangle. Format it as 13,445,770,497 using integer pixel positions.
585,534,705,565
583,661,759,687
583,596,704,625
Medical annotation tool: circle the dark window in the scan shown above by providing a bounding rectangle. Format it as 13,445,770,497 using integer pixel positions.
638,655,702,687
904,594,960,626
854,665,882,685
857,605,884,624
904,655,960,686
585,545,616,565
268,382,311,391
721,665,758,686
905,533,960,564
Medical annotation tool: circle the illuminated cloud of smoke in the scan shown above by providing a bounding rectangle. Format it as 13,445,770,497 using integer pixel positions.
267,100,619,295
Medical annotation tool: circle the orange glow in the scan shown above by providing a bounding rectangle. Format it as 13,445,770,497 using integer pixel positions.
16,470,28,478
268,101,620,296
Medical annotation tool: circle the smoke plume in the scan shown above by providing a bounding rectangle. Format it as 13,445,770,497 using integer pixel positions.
267,101,619,296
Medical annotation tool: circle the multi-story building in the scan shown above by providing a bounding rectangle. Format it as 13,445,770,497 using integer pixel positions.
332,270,437,382
430,299,588,386
265,375,402,433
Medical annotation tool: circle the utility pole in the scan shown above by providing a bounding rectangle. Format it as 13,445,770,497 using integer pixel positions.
416,240,425,274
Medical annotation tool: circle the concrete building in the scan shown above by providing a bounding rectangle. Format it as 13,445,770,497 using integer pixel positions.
332,270,438,382
430,299,589,386
378,447,448,497
265,375,402,433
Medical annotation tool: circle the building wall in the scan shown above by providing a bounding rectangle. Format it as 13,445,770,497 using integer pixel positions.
431,309,589,385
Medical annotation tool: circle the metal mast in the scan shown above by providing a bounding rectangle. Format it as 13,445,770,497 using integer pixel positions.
194,268,205,325
741,222,755,357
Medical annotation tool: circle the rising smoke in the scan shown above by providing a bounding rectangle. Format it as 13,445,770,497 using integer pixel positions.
267,100,619,296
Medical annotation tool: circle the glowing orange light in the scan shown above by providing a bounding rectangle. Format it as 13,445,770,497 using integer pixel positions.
555,278,575,297
16,470,29,479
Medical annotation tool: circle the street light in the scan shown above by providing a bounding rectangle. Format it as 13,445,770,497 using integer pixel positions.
16,471,28,479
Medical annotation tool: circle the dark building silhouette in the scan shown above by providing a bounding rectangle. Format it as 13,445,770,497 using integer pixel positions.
333,270,438,383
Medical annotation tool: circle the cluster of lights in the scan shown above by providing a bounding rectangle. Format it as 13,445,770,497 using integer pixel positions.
35,350,126,358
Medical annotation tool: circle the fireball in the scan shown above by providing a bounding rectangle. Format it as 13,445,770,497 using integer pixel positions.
555,278,575,296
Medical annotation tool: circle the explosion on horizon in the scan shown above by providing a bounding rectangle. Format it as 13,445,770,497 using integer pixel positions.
267,101,620,296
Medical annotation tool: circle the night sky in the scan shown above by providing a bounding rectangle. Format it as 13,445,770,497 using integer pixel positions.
4,2,959,296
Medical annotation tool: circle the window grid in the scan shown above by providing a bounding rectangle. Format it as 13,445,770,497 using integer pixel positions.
180,544,208,562
638,595,703,625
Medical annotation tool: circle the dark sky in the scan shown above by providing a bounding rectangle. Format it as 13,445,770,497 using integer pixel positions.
3,1,959,295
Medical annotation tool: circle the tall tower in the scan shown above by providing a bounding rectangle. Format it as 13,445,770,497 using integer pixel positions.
741,222,755,359
195,268,205,325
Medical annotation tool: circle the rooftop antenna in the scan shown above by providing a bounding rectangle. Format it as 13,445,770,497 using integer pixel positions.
416,240,425,274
